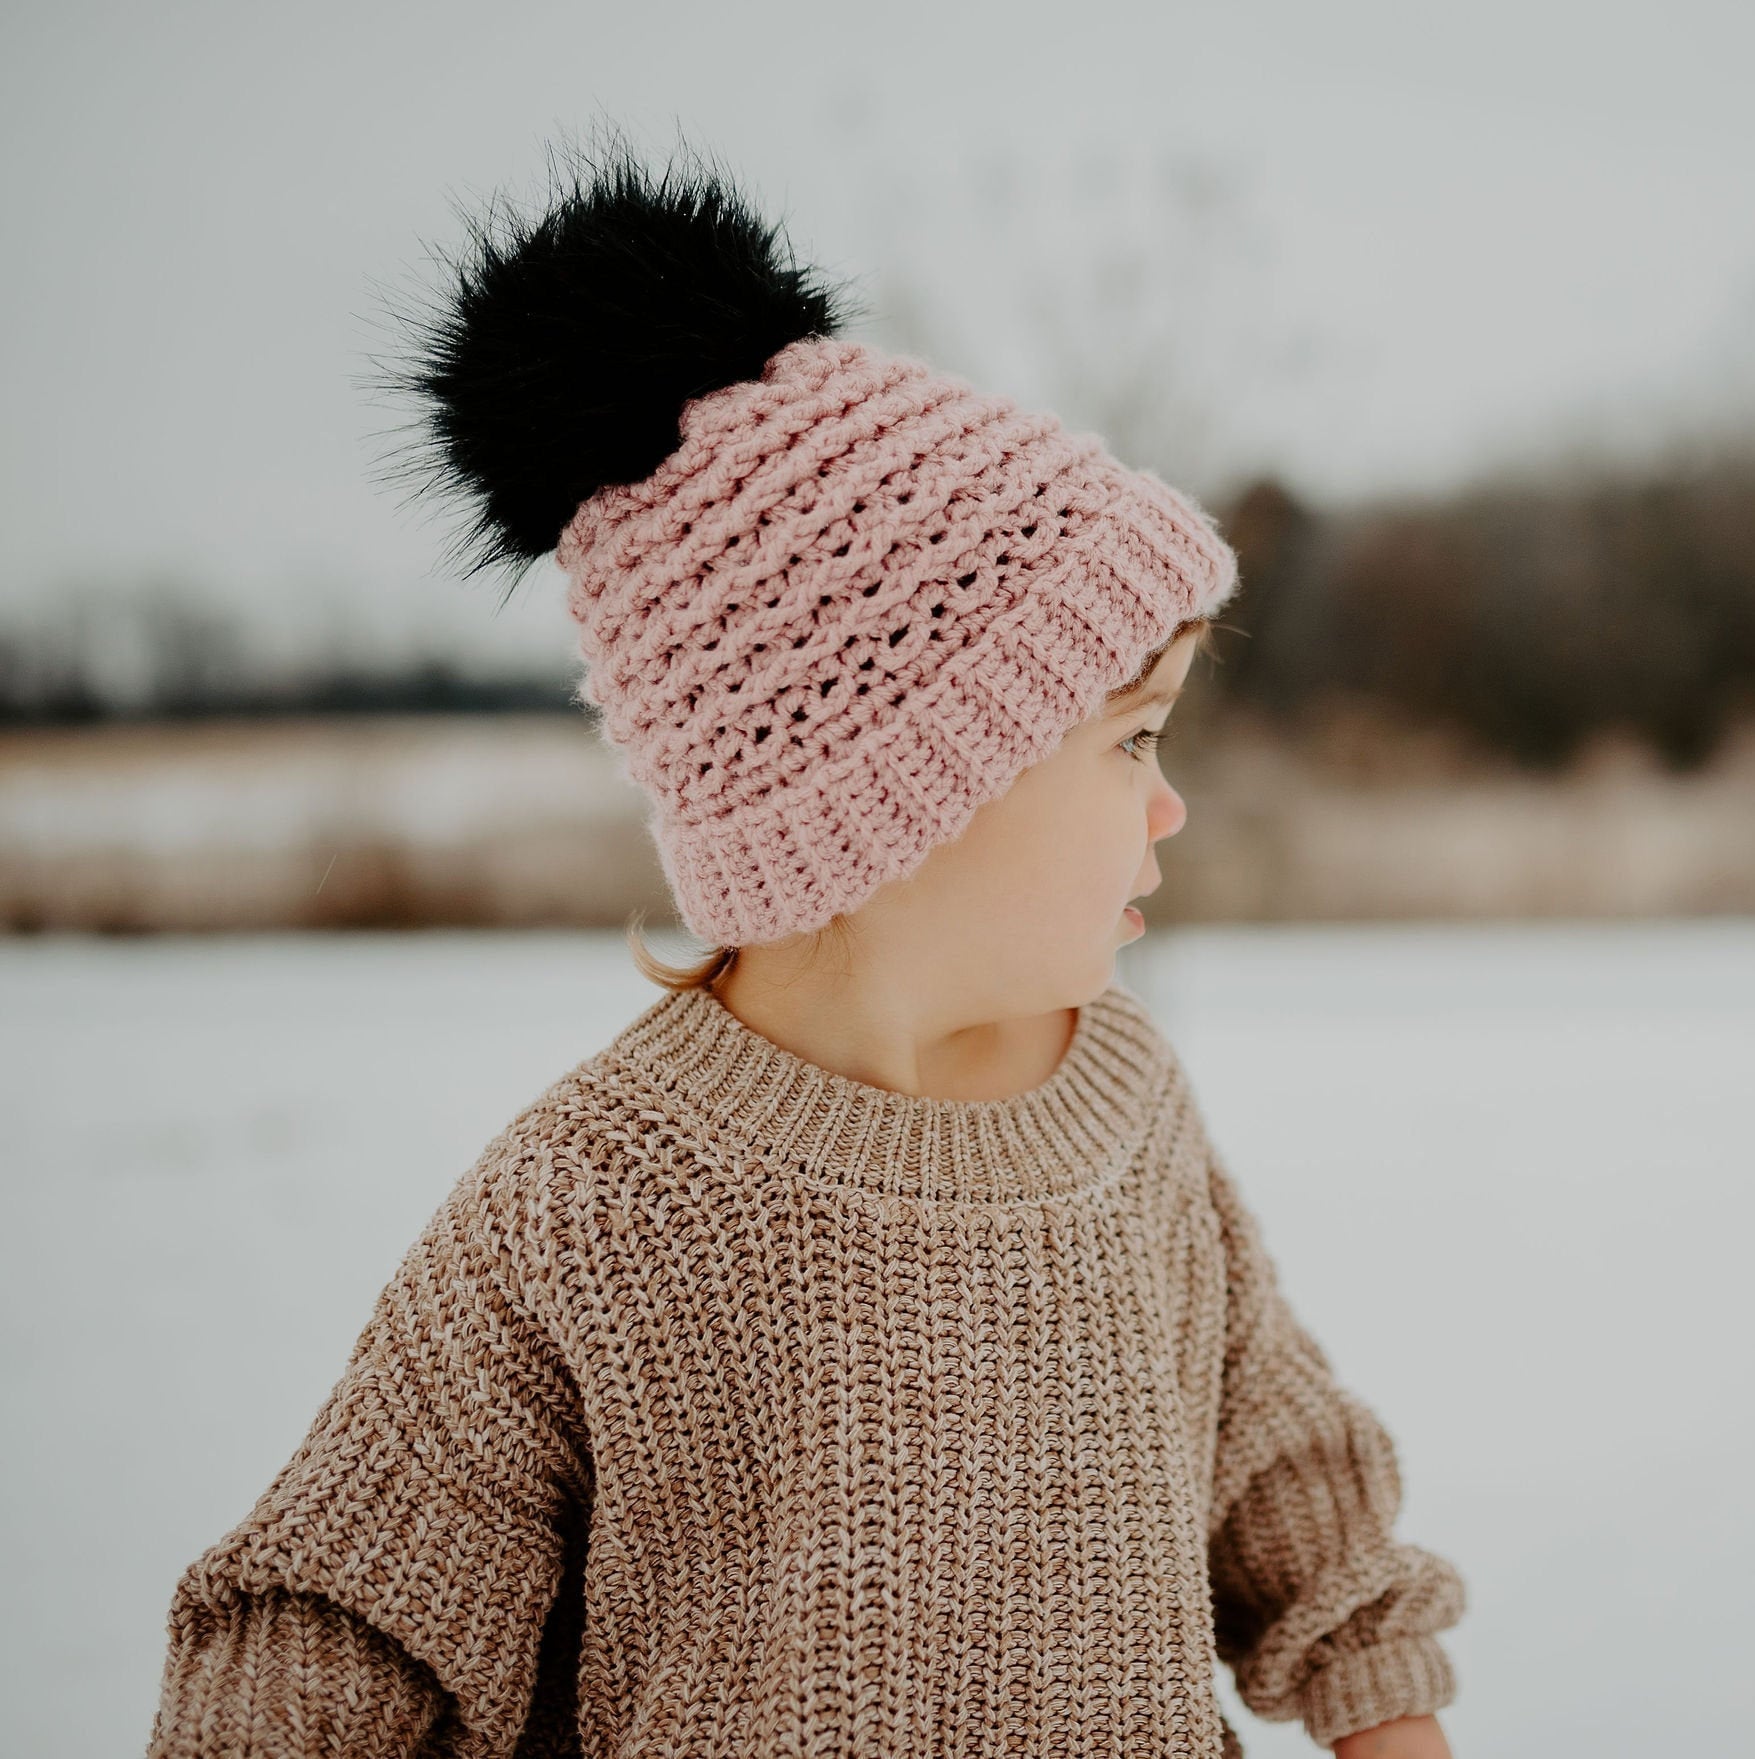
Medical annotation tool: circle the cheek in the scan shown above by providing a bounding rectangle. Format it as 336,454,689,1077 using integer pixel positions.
978,769,1136,917
939,738,1137,890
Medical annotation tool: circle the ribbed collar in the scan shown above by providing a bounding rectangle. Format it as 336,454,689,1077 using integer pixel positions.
599,976,1170,1203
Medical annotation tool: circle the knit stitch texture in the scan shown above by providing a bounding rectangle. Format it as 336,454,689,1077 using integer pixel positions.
555,337,1239,948
147,977,1464,1757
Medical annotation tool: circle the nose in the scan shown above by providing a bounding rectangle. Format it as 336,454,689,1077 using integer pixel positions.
1148,776,1187,843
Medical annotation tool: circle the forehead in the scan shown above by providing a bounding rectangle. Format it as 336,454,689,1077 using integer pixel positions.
1104,632,1199,715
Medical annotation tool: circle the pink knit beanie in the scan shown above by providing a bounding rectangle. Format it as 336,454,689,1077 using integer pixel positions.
375,131,1239,947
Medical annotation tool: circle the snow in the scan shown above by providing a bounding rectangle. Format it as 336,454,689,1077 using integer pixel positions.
4,921,1751,1756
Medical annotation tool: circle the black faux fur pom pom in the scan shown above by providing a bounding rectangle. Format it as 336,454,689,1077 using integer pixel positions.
363,122,865,592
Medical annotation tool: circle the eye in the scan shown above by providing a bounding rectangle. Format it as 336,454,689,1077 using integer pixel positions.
1119,725,1166,763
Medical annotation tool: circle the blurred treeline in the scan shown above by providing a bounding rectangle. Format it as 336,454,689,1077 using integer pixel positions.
0,591,578,722
5,446,1754,774
1220,447,1755,773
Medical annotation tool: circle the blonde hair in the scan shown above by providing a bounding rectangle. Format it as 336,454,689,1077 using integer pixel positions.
625,908,854,996
627,616,1214,994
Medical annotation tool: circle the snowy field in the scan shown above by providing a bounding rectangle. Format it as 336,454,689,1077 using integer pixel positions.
3,921,1752,1757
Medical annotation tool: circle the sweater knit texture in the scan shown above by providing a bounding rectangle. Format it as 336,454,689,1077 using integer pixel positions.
554,336,1239,948
148,977,1465,1757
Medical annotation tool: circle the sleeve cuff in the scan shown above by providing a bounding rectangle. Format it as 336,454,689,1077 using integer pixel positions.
148,1586,447,1757
1298,1633,1457,1750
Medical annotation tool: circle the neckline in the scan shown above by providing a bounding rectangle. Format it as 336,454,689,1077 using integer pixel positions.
599,976,1169,1203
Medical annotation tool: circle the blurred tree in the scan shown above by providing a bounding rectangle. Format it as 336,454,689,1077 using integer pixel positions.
1210,452,1755,774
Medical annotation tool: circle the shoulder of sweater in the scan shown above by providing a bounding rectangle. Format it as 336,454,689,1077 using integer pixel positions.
450,1056,629,1224
444,1037,724,1228
396,1058,632,1357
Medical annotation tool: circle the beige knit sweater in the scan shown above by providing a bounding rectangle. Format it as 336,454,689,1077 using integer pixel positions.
147,977,1465,1758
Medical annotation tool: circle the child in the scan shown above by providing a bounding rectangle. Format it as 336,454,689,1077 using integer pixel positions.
147,130,1466,1758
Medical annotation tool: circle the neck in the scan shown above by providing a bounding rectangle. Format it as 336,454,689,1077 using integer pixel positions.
711,961,1082,1104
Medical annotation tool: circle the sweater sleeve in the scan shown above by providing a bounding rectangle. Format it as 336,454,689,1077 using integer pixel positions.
1201,1145,1467,1750
146,1154,593,1759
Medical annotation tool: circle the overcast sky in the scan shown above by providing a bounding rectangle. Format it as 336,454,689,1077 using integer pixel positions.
4,0,1752,667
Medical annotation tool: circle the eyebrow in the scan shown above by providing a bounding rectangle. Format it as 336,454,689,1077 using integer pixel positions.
1104,681,1183,718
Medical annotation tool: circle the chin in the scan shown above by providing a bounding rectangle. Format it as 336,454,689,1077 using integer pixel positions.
1076,947,1121,996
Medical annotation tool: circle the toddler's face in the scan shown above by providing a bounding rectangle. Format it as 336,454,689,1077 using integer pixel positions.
861,627,1201,1010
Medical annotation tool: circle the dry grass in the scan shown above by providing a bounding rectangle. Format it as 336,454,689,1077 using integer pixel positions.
3,709,1753,934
